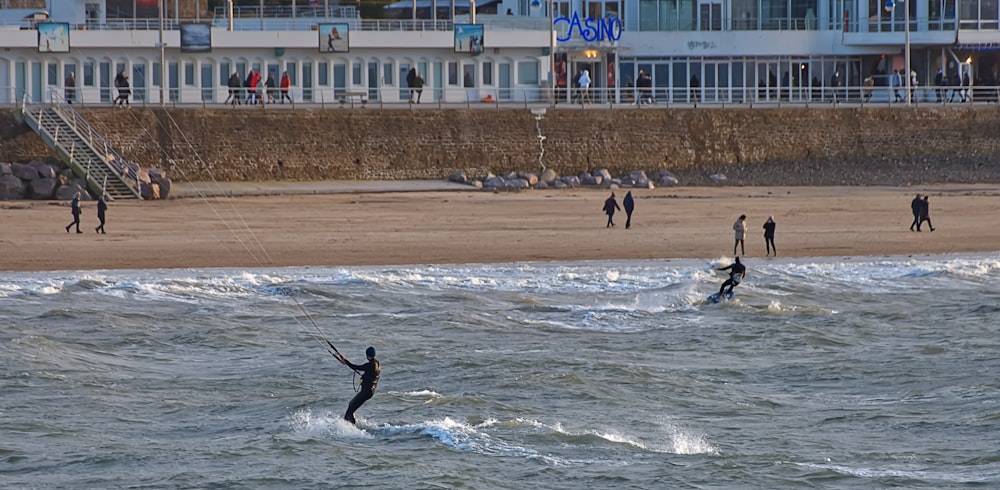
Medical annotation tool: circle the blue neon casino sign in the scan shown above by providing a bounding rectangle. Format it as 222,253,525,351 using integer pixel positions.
553,12,623,42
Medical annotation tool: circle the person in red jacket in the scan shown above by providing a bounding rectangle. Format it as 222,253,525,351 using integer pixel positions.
280,71,292,103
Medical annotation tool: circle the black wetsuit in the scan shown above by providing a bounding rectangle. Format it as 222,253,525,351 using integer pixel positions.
623,192,635,229
343,357,380,424
718,262,746,295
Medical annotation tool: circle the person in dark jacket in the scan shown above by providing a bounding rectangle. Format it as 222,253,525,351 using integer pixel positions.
763,215,776,256
909,193,922,231
622,191,635,229
226,71,242,105
340,346,380,424
717,256,746,296
95,196,108,234
406,67,417,103
265,71,277,104
65,192,82,233
602,192,621,228
114,70,130,106
918,195,935,232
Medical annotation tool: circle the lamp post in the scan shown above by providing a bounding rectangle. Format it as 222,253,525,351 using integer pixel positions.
887,0,911,105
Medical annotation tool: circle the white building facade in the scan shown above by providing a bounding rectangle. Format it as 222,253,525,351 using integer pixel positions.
0,0,997,106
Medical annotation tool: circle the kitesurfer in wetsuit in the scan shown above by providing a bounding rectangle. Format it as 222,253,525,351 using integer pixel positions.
717,256,746,296
340,346,380,424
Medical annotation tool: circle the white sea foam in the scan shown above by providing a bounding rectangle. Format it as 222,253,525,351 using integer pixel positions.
289,407,372,440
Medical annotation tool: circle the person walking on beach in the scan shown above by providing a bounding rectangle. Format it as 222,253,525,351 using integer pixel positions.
265,71,277,104
717,256,746,296
65,192,82,233
763,215,776,256
909,193,923,231
918,195,935,232
603,192,621,228
339,346,380,424
733,214,747,256
623,191,635,229
95,196,107,234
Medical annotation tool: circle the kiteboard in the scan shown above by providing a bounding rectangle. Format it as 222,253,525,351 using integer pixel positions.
708,291,735,303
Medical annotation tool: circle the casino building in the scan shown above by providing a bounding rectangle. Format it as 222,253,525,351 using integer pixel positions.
0,0,998,106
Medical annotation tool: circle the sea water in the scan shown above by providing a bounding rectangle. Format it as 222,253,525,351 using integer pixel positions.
2,255,999,488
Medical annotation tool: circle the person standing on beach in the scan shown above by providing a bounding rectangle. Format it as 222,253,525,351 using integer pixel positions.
65,192,82,233
918,195,935,232
603,192,621,228
733,214,747,256
909,193,923,231
623,191,635,229
339,346,380,424
95,196,107,234
763,215,776,256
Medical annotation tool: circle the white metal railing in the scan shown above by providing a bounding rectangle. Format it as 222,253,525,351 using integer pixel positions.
7,84,999,110
19,89,142,197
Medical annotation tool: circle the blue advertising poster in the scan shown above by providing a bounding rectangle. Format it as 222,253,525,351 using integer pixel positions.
180,23,212,53
319,23,349,53
37,23,70,53
454,24,483,55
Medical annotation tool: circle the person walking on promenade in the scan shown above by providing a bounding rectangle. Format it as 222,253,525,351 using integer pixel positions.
279,71,292,104
602,192,621,228
65,192,82,233
406,67,417,103
226,71,242,105
909,193,923,231
891,69,903,102
412,73,424,103
114,69,130,106
763,215,777,256
623,191,635,229
95,196,107,234
577,69,592,104
265,71,277,104
733,214,747,256
918,195,935,232
245,69,257,104
64,71,76,104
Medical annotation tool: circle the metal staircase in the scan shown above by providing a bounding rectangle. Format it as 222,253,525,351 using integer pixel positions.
17,92,142,200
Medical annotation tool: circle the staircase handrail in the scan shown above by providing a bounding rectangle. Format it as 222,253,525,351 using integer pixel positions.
44,88,141,194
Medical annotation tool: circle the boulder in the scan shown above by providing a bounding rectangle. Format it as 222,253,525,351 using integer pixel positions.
594,168,613,181
449,171,468,184
579,172,597,186
560,175,581,187
535,180,549,189
11,162,37,181
521,173,539,186
506,178,529,190
540,168,558,183
55,182,89,200
29,178,58,200
30,160,57,179
654,169,679,186
552,179,568,189
0,162,11,175
150,174,171,199
483,176,506,190
710,173,727,183
0,174,27,200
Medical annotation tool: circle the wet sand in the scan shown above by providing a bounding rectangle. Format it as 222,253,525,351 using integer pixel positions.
2,185,999,272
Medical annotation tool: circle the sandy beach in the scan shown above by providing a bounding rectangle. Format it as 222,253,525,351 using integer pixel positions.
2,184,999,272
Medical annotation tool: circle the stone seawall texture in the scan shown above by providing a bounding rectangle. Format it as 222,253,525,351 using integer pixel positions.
3,107,999,186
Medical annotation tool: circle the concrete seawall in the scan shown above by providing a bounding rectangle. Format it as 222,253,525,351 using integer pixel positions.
3,106,1000,186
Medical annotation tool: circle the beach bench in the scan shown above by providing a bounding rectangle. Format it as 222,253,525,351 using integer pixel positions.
342,91,368,107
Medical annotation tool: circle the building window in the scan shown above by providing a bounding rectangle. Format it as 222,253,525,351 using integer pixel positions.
286,62,297,85
84,61,95,86
448,61,458,85
152,62,161,86
318,61,329,85
185,62,195,86
352,61,362,85
219,62,230,85
48,62,59,85
482,61,493,85
517,61,539,85
383,62,393,85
